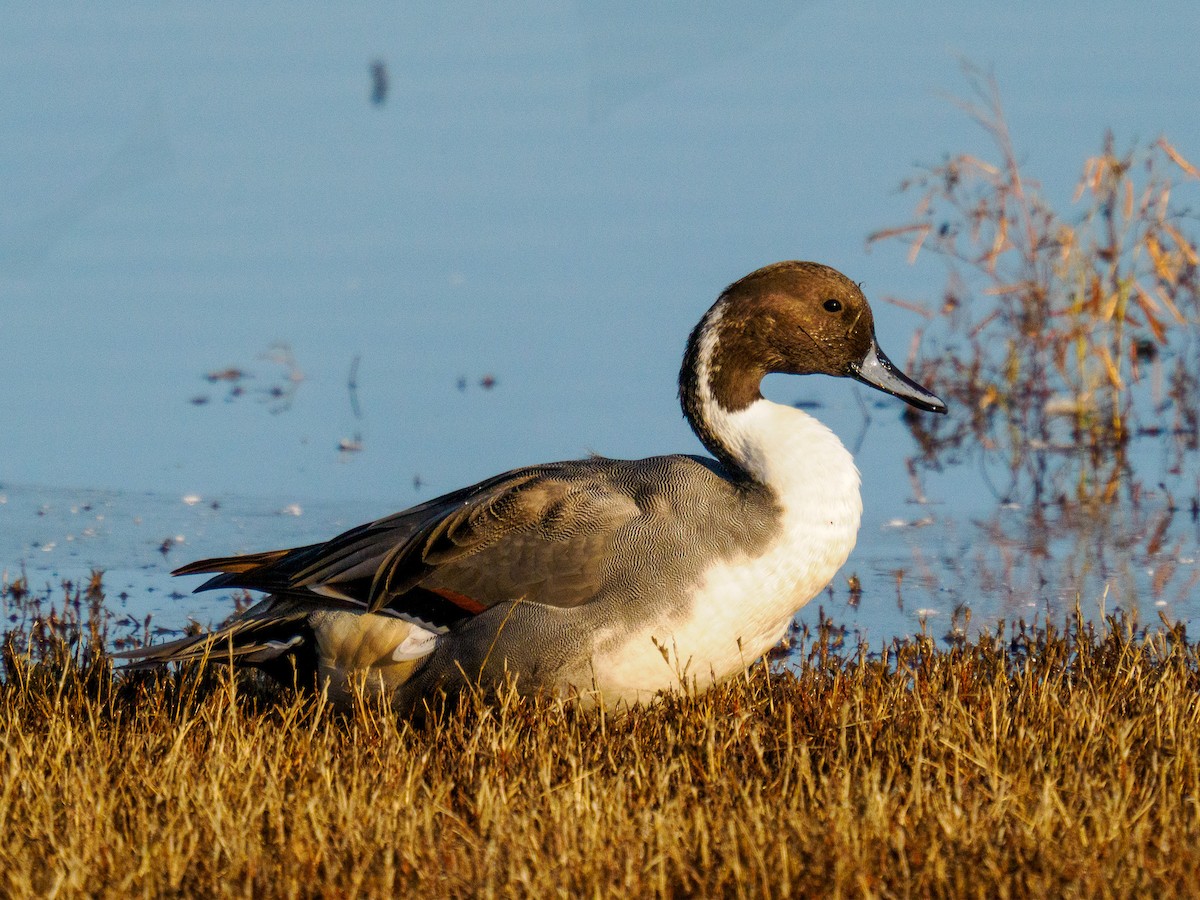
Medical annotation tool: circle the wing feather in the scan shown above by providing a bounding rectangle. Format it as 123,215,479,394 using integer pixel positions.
169,456,712,627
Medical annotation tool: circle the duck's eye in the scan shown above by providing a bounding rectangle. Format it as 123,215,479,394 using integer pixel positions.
823,298,843,313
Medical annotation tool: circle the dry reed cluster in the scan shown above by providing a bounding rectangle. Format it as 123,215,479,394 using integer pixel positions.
2,611,1198,897
870,66,1200,504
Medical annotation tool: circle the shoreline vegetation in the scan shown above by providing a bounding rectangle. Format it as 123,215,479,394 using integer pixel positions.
870,66,1199,507
2,571,1199,895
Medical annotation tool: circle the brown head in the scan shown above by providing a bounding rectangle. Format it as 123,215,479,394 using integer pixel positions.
680,261,945,465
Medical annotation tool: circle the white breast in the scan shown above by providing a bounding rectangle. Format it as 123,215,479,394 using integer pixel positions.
590,398,862,705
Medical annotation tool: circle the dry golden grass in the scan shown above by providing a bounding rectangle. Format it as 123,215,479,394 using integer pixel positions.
2,614,1199,897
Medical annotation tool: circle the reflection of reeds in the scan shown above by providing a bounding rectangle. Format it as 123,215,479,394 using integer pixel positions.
966,501,1200,620
870,65,1200,504
1,568,120,662
2,616,1200,893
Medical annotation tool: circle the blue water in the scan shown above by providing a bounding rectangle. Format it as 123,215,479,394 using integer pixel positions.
3,2,1199,644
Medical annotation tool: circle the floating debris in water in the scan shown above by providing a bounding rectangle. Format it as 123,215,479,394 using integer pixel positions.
193,345,303,412
204,367,248,384
846,573,863,607
369,59,388,106
347,355,363,420
338,357,366,456
456,374,499,392
882,516,935,529
260,344,303,413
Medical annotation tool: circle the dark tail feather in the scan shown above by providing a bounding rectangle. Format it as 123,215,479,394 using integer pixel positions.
112,605,311,671
171,549,294,578
171,545,331,594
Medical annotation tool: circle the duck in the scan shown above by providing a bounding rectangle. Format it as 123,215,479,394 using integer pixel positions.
119,261,946,712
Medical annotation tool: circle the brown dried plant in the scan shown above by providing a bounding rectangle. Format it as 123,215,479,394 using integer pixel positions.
869,65,1200,503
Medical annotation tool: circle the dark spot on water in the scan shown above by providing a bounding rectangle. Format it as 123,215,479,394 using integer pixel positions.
370,59,388,106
